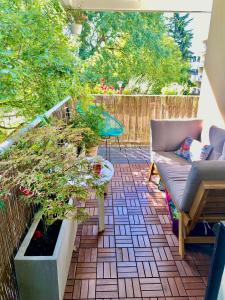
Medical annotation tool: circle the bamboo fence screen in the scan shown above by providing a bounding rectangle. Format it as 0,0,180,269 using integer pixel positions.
95,95,199,145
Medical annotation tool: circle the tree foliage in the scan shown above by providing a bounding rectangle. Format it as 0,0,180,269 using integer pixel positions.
168,13,193,60
0,0,80,120
79,12,190,93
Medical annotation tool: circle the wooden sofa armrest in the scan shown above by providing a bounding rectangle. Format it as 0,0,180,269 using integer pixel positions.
179,179,225,258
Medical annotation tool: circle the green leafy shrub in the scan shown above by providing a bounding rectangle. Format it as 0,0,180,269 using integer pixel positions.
161,82,188,95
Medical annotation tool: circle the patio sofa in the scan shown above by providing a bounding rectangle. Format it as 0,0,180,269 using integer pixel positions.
149,119,225,258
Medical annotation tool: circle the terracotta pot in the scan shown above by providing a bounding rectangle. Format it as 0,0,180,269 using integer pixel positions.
86,146,98,157
93,163,102,175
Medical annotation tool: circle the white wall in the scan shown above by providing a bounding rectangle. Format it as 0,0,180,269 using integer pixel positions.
61,0,212,12
198,0,225,132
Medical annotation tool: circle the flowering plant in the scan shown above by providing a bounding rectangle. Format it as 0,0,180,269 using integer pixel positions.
93,79,124,95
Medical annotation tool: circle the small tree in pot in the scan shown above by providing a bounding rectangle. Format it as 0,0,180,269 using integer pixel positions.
80,127,101,156
0,121,103,300
0,122,101,234
71,104,105,156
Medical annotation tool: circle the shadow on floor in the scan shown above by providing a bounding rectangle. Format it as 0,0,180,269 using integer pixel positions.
98,146,150,164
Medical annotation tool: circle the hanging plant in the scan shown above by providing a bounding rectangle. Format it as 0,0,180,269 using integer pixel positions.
65,8,87,35
72,9,88,24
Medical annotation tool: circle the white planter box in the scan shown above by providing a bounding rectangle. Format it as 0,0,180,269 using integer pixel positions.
14,217,77,300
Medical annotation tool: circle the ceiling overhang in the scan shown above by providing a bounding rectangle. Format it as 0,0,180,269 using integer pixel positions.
61,0,213,13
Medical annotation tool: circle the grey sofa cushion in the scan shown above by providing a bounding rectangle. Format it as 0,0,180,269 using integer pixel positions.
208,126,225,160
154,152,225,213
151,119,203,152
154,153,191,211
157,163,191,211
180,160,225,212
153,151,191,166
219,142,225,160
156,162,191,183
166,180,187,211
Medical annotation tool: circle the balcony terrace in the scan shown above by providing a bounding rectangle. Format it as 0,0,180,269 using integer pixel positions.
2,1,225,299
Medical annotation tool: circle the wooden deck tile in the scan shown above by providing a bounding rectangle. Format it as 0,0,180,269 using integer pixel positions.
64,147,212,300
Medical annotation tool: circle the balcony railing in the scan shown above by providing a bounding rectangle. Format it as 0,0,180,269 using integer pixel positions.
95,95,199,145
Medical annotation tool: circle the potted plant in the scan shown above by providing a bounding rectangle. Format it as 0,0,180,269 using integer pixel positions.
81,128,101,156
0,122,101,300
71,106,105,156
66,8,87,35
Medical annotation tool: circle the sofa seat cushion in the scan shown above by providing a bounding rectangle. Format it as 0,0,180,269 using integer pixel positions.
156,161,191,183
153,151,191,166
155,155,191,210
166,179,187,211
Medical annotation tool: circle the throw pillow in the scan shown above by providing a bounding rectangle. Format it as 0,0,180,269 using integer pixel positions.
175,137,213,162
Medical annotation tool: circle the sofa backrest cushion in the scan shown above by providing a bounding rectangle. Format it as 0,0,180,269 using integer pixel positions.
151,119,203,152
208,126,225,160
181,160,225,212
219,143,225,160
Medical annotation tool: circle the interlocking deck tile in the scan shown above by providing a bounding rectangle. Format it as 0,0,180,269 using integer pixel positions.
116,247,136,262
98,248,116,262
117,262,139,278
78,248,97,263
134,248,154,262
96,279,118,299
64,147,211,300
75,263,97,279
